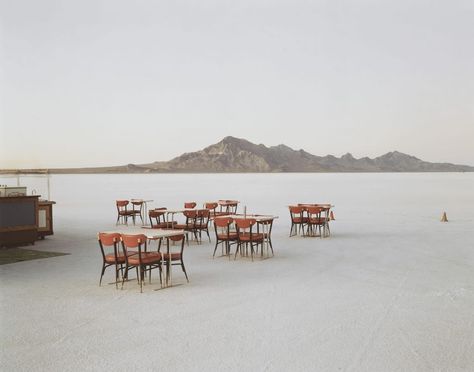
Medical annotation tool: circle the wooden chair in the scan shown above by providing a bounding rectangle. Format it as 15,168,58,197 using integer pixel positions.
306,206,326,237
116,200,134,225
213,217,237,258
130,200,144,225
120,234,162,293
289,206,308,237
196,208,211,242
234,218,264,261
161,234,189,283
256,218,274,256
174,210,199,243
149,209,175,229
184,202,197,209
98,232,128,288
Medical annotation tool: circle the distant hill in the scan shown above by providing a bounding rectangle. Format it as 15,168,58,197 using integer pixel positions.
2,136,474,173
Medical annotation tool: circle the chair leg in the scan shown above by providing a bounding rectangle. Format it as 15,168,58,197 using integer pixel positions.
181,261,189,282
213,240,219,258
121,267,129,289
115,263,119,289
234,242,240,260
99,264,106,286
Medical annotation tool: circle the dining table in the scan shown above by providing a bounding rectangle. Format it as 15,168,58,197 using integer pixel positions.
102,226,185,288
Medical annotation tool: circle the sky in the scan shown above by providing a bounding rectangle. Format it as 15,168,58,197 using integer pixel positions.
0,0,473,168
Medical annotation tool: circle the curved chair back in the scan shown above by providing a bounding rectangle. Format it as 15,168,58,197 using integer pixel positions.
98,232,121,246
98,232,121,260
184,202,197,209
235,218,256,230
116,200,129,207
121,234,147,249
183,210,198,218
205,202,218,210
214,217,233,228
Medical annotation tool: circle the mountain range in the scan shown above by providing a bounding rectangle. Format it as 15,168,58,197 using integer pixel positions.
3,136,473,173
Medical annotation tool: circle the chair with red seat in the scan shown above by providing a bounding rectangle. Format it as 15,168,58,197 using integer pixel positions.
213,217,237,258
130,200,144,225
289,206,308,237
196,208,211,242
120,234,162,293
256,218,275,257
174,210,199,243
161,234,189,283
234,218,264,261
306,206,329,238
116,200,134,225
98,232,129,288
149,209,175,229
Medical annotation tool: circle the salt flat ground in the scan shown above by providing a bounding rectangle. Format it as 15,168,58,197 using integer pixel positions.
1,173,473,371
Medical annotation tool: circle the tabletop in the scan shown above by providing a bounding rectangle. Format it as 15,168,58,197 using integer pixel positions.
102,227,185,239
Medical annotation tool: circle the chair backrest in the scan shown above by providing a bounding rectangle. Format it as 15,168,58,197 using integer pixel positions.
214,217,233,228
289,206,305,221
131,200,143,212
116,200,129,212
205,202,218,210
98,232,121,246
184,202,197,209
235,218,256,230
214,217,234,239
121,234,147,249
306,206,323,217
183,209,197,218
121,234,147,263
98,232,121,259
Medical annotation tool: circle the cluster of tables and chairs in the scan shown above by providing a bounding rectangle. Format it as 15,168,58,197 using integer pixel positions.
288,204,334,238
98,227,187,293
103,199,277,292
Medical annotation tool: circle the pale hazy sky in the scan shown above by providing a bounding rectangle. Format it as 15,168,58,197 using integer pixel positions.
0,0,473,168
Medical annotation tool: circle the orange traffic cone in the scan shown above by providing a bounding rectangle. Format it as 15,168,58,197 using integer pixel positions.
441,212,448,222
330,211,335,220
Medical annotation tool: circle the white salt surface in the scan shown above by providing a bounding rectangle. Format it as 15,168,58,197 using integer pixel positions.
1,173,474,371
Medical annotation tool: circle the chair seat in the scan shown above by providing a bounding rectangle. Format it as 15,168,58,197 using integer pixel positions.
118,211,135,216
217,232,238,240
174,224,195,230
308,218,326,224
162,252,182,261
239,233,264,242
104,252,136,264
292,217,308,223
127,252,162,265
